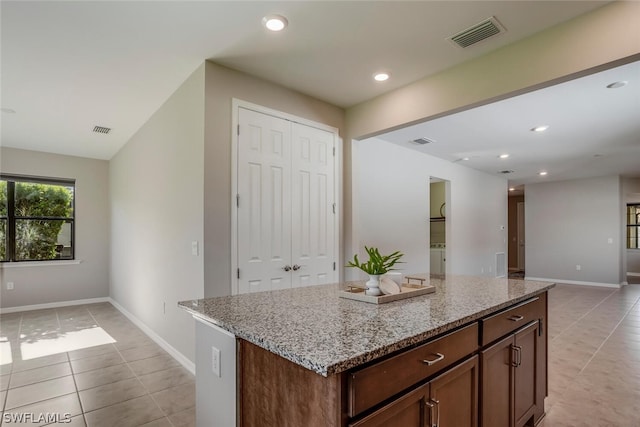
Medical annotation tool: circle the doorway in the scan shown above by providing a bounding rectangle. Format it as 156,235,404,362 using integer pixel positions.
430,178,448,275
508,188,525,278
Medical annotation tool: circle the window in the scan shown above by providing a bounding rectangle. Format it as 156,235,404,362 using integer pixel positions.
0,174,75,262
628,204,640,250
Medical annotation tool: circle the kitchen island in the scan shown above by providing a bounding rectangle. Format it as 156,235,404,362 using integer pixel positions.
179,275,554,427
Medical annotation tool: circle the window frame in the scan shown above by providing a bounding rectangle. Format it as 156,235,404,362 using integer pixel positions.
1,173,76,263
627,203,640,250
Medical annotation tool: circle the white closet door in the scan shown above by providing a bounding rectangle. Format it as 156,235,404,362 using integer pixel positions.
290,123,336,287
237,108,292,293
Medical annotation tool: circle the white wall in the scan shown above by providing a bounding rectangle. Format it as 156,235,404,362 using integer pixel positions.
525,175,622,286
109,65,205,361
0,148,109,308
352,138,507,279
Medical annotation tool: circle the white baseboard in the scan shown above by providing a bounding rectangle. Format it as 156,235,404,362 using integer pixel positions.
525,276,621,289
0,297,110,314
627,272,640,277
108,298,195,374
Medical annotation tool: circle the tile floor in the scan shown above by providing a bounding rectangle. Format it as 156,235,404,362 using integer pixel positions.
0,303,194,426
539,282,640,427
2,283,640,426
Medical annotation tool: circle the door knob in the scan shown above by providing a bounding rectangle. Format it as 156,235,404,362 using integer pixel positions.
283,265,292,272
292,264,301,271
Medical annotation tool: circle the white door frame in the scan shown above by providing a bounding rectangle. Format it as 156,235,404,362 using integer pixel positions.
230,98,341,295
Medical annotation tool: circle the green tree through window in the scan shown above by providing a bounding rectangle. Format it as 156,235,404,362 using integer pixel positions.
1,176,75,262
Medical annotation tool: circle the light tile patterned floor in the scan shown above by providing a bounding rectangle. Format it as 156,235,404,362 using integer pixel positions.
2,283,640,426
0,303,194,426
539,282,640,427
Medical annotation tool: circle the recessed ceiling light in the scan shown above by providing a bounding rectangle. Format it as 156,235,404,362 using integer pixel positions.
538,171,548,176
461,157,470,161
373,72,390,82
262,15,288,32
1,108,16,114
607,81,627,89
499,154,509,159
531,125,549,132
509,187,515,191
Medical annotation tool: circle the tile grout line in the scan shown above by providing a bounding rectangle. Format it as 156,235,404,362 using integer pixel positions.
68,306,89,427
574,293,640,377
551,287,618,344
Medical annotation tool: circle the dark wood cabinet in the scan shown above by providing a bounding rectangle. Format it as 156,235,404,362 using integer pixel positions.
481,321,539,427
237,292,548,427
429,355,478,427
349,384,429,427
350,355,478,427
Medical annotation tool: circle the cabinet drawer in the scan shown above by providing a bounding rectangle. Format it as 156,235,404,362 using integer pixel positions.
481,296,544,346
348,322,478,417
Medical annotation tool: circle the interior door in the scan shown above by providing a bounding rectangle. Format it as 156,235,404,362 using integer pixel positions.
237,108,292,293
291,123,336,287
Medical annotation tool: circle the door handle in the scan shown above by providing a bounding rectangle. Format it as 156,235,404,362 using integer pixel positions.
283,265,292,272
292,264,301,271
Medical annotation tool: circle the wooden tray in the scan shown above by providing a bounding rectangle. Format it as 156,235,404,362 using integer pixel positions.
339,281,435,304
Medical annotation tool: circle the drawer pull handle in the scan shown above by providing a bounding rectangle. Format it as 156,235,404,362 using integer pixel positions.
422,352,445,366
508,315,524,322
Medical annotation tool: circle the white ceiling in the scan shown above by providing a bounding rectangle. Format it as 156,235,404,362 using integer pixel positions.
377,59,640,186
1,1,610,160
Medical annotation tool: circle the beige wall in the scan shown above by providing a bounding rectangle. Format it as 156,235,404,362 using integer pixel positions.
525,175,622,286
0,148,109,307
203,61,345,297
109,65,205,362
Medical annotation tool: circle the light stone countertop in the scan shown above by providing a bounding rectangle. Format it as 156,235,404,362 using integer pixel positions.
179,275,554,377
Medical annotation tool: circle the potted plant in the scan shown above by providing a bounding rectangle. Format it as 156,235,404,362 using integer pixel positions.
347,247,404,296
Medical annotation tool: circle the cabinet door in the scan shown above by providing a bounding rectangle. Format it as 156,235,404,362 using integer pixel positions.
349,384,428,427
514,322,538,427
430,355,478,427
481,334,513,427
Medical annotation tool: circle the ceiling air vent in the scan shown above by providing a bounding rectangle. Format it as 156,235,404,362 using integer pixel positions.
498,170,514,174
449,16,506,48
411,137,435,145
93,126,111,134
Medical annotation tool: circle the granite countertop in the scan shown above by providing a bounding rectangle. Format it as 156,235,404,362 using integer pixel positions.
179,275,554,377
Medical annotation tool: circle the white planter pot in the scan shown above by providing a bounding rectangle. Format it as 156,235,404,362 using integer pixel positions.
365,274,383,296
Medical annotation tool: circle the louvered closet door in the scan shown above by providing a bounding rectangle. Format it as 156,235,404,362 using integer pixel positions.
237,108,292,293
291,123,336,287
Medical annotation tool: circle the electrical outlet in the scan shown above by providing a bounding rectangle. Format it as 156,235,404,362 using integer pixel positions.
211,346,221,377
7,282,14,290
576,265,581,271
163,301,166,315
191,241,199,256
